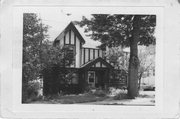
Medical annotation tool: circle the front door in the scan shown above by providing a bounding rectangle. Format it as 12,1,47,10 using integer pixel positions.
96,70,105,89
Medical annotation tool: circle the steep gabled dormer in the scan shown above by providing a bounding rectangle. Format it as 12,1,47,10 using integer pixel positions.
54,21,105,68
54,22,85,68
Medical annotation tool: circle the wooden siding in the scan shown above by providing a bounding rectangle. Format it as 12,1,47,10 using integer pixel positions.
81,48,84,65
65,31,69,44
59,36,64,47
85,48,89,63
81,48,103,65
102,64,106,67
95,50,98,59
99,50,102,57
91,62,107,68
90,49,94,60
56,29,81,68
75,36,81,67
95,62,101,67
71,30,75,44
55,24,105,68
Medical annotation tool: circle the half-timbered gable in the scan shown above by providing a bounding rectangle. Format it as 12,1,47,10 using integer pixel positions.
81,47,104,65
54,22,85,68
54,22,105,68
80,57,113,69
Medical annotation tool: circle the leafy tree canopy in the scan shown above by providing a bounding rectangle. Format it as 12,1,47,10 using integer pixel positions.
23,13,49,82
76,14,156,49
22,13,75,101
23,13,74,82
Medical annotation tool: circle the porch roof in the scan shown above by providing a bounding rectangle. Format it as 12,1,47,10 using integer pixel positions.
80,57,114,69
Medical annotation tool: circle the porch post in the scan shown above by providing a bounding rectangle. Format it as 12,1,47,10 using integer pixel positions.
105,69,109,90
84,69,89,91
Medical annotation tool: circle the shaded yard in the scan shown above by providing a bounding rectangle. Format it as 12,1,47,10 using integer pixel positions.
31,93,108,104
28,88,155,105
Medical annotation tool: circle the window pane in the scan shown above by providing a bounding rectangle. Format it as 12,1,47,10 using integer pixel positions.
88,71,95,83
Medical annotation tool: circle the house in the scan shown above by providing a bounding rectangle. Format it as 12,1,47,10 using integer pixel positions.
43,22,127,95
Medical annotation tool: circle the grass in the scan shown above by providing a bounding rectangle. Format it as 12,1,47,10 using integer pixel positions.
138,92,155,98
113,93,129,100
27,89,155,105
52,94,108,104
30,93,108,104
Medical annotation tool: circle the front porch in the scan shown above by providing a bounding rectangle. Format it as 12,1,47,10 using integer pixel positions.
79,57,113,91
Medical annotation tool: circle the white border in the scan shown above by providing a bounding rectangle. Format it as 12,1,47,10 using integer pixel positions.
1,1,172,118
14,6,164,118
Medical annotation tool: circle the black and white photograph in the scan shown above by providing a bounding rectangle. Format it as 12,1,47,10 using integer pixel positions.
22,9,156,105
3,1,180,118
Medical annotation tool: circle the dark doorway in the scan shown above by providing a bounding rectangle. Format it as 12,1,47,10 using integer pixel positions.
95,70,106,89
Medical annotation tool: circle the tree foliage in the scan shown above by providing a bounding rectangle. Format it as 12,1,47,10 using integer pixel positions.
22,13,49,102
76,15,156,49
106,45,155,89
23,13,49,83
41,42,75,68
22,13,75,101
76,14,156,98
105,46,127,69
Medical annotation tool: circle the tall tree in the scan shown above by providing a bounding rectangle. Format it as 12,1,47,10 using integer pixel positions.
23,14,75,100
76,14,156,98
23,13,49,102
23,13,49,81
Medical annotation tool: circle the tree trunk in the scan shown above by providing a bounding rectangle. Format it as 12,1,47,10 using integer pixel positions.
127,16,140,98
138,72,143,90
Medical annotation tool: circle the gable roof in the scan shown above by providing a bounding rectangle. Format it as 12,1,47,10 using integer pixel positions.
54,22,85,45
80,57,113,69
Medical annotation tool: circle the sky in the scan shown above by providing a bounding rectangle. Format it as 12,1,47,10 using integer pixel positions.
34,7,143,51
39,8,101,48
24,6,158,51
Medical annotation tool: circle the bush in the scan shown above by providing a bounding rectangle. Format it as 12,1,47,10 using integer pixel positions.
113,93,128,100
93,89,107,97
23,79,43,102
108,87,128,100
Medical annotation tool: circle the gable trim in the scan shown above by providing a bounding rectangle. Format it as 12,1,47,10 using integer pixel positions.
80,57,113,69
54,22,85,46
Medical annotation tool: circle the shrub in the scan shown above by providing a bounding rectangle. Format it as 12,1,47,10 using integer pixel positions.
108,87,128,100
93,89,107,97
24,79,43,102
113,93,128,100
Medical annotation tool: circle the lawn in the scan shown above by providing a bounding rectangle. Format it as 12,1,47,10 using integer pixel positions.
28,89,155,105
30,93,108,104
